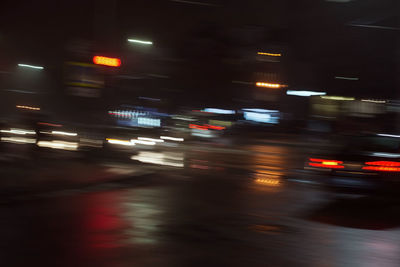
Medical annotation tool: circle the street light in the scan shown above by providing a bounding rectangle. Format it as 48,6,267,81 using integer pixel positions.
18,64,44,70
127,38,153,45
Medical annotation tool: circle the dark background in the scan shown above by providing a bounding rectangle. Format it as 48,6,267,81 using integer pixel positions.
0,0,399,106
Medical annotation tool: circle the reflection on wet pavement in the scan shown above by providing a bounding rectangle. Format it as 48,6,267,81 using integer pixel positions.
121,189,166,245
1,145,400,266
132,151,184,168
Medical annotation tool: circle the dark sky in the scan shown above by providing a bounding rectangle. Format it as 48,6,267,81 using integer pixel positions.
1,0,399,99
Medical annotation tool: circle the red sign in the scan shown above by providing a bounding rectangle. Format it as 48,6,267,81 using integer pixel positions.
93,56,121,67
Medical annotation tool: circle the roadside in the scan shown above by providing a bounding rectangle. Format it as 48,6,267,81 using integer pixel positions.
0,157,153,199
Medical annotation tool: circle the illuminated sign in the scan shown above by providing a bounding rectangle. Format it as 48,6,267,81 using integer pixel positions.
242,109,280,124
93,56,121,67
202,108,235,114
138,118,161,127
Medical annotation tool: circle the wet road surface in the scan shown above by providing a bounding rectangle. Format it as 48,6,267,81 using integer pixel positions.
1,143,400,266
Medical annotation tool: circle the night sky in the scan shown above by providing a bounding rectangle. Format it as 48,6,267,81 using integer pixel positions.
0,0,399,100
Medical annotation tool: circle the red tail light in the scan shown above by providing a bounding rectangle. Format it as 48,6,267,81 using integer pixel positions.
364,161,400,167
189,124,208,130
363,166,400,172
363,161,400,172
309,158,344,169
189,124,226,131
205,125,226,130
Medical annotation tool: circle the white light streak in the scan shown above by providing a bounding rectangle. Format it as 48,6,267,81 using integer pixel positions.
127,39,153,45
361,99,386,104
131,139,156,146
131,151,184,168
286,90,326,97
191,131,214,138
371,152,400,158
18,64,44,70
160,136,184,142
137,137,164,143
320,96,355,101
1,137,36,144
37,141,78,151
1,129,36,135
377,134,400,138
52,131,78,136
202,108,235,114
106,138,135,146
349,24,400,31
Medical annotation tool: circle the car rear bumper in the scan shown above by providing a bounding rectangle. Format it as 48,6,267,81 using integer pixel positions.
324,171,400,194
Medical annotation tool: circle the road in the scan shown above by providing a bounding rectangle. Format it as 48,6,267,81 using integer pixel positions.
1,142,400,267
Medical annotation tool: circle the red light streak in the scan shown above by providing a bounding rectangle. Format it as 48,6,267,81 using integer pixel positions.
362,161,400,172
309,158,343,164
363,166,400,172
309,163,345,169
189,124,208,130
190,164,210,170
93,56,121,67
38,122,62,127
205,124,226,130
309,158,344,169
189,124,226,131
365,161,400,167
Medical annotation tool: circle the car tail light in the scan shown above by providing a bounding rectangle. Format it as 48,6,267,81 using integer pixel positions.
205,125,226,130
364,161,400,167
189,124,209,130
189,124,226,131
363,161,400,172
309,158,344,169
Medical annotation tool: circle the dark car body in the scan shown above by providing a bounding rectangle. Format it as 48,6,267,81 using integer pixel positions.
307,134,400,193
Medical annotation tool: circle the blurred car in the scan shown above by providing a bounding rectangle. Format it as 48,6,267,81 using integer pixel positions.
306,134,400,193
